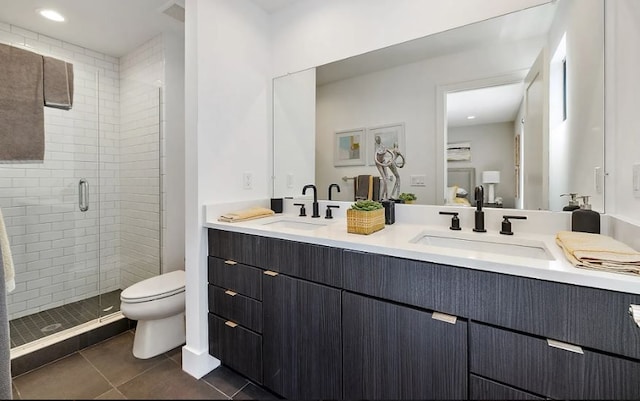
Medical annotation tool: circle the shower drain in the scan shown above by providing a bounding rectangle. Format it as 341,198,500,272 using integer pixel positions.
41,323,63,333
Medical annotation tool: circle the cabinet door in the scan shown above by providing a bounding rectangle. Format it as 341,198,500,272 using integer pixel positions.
342,292,467,400
262,273,342,400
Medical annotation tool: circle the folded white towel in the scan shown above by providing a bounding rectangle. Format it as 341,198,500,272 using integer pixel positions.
0,208,15,292
556,230,640,275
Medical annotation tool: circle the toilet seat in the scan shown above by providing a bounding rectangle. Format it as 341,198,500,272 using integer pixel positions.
120,270,185,304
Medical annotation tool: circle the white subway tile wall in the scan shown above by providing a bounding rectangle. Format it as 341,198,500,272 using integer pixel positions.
119,35,163,289
0,24,163,320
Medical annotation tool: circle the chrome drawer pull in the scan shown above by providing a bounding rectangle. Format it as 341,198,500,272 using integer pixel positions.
432,312,457,324
547,339,584,354
224,260,237,265
263,270,279,277
224,290,237,297
225,321,238,328
630,304,640,328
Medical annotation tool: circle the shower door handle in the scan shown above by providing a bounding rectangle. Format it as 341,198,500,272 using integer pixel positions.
79,179,89,212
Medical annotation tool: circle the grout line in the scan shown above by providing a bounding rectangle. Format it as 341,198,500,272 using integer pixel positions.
230,381,251,399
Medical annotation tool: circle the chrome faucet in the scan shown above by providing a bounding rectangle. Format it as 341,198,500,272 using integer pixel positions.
473,185,486,232
302,184,320,218
328,183,341,200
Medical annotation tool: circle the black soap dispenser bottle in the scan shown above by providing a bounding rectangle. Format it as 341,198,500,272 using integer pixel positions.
561,193,580,211
571,195,600,234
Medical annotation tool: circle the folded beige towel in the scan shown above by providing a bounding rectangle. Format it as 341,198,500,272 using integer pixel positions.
0,43,45,162
556,230,640,275
0,208,15,292
43,56,74,110
218,207,275,223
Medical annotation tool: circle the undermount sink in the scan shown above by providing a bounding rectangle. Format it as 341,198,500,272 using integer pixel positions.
410,230,554,260
260,218,329,231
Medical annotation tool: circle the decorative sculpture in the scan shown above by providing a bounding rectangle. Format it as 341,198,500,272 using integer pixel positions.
374,136,405,200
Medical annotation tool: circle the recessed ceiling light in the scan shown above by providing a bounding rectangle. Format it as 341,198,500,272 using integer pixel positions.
467,115,476,120
37,9,65,22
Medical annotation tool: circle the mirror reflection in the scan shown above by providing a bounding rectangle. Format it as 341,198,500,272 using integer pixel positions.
272,0,604,212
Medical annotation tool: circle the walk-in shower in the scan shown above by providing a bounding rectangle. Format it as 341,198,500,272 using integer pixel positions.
0,45,162,355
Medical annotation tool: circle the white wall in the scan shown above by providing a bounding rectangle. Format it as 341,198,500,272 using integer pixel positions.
184,0,271,379
606,0,640,223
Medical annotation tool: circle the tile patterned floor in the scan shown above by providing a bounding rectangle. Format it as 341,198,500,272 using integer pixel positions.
11,330,280,400
9,290,122,348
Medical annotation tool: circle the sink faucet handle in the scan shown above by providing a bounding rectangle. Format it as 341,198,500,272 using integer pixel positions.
500,215,527,235
325,204,340,219
293,203,306,217
439,211,461,231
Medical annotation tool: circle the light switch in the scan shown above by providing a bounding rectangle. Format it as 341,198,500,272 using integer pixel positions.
594,167,603,194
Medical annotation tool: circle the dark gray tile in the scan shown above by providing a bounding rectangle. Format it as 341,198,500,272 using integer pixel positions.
233,383,280,400
117,359,229,400
201,365,249,397
95,388,126,399
11,336,79,377
80,331,166,387
164,346,182,365
12,353,112,399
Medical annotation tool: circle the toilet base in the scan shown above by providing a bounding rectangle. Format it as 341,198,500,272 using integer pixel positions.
132,312,185,359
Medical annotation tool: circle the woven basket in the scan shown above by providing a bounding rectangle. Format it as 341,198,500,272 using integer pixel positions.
347,208,385,235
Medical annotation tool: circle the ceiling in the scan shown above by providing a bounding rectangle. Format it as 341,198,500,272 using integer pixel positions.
0,0,297,57
447,83,525,128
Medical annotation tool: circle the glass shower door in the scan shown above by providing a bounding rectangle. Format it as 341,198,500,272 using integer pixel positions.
1,68,103,348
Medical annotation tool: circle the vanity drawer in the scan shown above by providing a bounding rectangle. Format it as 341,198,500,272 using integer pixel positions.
208,285,262,333
208,314,262,384
207,257,262,300
470,322,640,400
209,229,342,287
469,375,544,400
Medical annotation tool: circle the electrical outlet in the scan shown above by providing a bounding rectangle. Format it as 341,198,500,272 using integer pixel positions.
243,172,252,190
287,173,294,189
410,175,426,186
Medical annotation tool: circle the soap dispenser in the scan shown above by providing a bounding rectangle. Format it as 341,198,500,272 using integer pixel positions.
571,195,600,234
560,193,580,211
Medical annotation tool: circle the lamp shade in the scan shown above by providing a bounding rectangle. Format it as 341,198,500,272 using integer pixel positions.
482,170,501,184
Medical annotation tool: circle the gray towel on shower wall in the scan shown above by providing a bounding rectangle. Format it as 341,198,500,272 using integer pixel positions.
0,43,45,162
43,56,74,110
0,248,12,399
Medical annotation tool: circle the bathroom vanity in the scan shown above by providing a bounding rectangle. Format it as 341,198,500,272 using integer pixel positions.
204,211,640,400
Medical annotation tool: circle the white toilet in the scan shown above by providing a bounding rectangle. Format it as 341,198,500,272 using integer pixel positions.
120,269,186,359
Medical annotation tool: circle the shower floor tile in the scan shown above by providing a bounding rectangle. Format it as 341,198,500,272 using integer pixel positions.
9,290,122,348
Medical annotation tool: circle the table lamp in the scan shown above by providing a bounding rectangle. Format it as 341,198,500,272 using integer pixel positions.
482,171,501,203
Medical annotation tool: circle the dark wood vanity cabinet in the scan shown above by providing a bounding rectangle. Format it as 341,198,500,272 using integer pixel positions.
342,292,467,400
343,248,640,400
207,229,342,400
207,228,640,400
262,273,342,400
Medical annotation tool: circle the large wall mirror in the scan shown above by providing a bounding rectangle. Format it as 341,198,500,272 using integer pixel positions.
272,0,604,212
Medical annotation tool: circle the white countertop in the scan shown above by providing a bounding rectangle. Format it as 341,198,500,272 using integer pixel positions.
204,206,640,295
